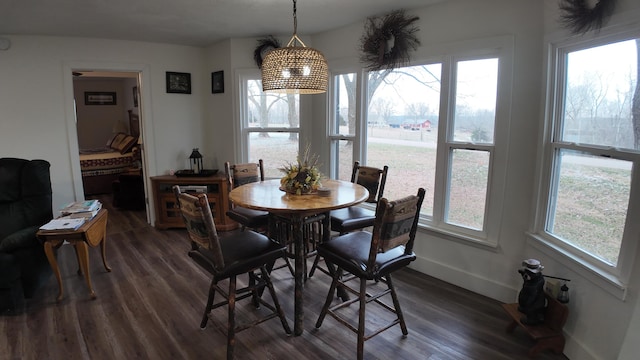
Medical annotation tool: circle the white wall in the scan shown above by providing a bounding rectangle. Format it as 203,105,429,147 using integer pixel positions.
312,1,639,359
2,0,640,359
73,78,130,149
0,36,206,213
537,2,640,359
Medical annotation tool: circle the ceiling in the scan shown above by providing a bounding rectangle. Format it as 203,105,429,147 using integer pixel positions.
0,0,446,47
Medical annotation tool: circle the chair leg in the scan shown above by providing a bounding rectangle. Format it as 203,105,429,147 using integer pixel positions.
386,274,408,336
308,254,321,278
316,267,342,328
249,271,260,308
260,266,292,334
226,275,237,360
200,278,217,329
357,278,367,360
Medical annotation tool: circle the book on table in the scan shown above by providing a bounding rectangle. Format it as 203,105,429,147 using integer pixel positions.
39,218,86,231
60,200,102,218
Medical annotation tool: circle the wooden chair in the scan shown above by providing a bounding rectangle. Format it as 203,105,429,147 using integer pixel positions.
315,188,425,360
173,186,291,360
330,161,388,234
309,161,388,278
224,160,269,232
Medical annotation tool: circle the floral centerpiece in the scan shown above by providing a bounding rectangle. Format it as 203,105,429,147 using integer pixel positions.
279,145,323,195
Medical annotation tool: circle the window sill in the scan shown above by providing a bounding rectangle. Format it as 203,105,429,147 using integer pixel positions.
418,222,500,252
526,232,628,301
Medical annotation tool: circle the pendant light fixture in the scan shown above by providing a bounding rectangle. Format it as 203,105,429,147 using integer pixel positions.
261,0,328,94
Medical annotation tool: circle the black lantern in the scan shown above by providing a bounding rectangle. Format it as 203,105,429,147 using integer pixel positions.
189,148,203,174
558,283,570,304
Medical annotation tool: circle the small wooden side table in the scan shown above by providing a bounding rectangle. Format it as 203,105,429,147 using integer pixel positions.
502,292,568,357
36,209,111,301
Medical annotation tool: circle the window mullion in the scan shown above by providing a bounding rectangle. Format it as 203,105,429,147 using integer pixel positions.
432,57,454,226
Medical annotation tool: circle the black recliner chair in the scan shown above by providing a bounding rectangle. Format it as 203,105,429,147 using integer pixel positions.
0,158,53,314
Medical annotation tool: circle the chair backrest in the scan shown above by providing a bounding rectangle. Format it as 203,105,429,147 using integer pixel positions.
0,158,53,240
173,186,225,270
369,188,425,262
350,161,388,203
225,159,265,189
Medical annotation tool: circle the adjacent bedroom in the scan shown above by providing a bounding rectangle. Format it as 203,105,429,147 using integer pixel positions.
72,72,146,211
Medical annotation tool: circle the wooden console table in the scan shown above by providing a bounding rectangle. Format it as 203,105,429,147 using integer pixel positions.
150,174,237,231
502,292,568,357
37,209,111,301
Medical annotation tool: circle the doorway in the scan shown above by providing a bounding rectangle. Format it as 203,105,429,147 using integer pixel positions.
72,70,149,220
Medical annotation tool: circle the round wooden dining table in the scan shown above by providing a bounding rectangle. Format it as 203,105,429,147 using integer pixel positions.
229,178,369,335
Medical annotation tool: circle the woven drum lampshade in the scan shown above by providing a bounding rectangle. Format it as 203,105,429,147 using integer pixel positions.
261,45,327,94
261,0,328,94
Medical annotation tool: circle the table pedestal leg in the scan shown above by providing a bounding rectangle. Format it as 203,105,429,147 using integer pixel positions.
293,217,304,336
43,241,63,302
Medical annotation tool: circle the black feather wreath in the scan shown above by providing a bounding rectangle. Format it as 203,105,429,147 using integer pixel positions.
253,36,281,69
359,9,420,71
559,0,616,35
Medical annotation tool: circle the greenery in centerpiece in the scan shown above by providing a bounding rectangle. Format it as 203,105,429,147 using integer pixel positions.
279,145,323,195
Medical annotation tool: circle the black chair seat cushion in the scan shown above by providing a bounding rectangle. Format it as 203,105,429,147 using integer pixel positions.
330,207,375,233
226,207,269,229
318,232,416,280
189,230,285,279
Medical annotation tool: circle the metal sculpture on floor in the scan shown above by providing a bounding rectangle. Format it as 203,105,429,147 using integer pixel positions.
517,258,547,325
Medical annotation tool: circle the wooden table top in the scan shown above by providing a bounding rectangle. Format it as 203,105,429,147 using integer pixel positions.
229,179,369,215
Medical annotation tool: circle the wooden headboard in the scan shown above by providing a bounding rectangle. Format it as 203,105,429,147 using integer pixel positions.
128,109,140,137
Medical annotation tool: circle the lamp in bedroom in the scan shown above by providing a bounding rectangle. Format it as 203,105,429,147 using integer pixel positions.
189,148,203,174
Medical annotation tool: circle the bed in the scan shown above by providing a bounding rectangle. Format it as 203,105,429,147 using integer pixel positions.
80,132,138,195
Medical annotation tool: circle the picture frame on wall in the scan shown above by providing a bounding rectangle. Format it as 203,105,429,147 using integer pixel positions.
212,71,224,94
166,71,191,94
85,92,117,105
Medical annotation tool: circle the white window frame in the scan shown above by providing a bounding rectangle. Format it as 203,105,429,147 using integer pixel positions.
236,69,300,164
531,26,640,299
328,36,514,247
327,70,365,179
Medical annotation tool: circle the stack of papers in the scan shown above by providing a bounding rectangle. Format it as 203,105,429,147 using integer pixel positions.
39,218,86,231
60,199,102,219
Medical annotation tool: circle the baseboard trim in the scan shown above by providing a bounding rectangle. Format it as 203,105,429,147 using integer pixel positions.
409,254,596,360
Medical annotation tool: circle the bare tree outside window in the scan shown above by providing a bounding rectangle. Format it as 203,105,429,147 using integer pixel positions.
547,38,638,266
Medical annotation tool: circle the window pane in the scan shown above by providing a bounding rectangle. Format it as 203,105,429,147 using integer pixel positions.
446,149,489,230
367,64,442,216
331,139,354,181
562,40,638,150
247,80,299,128
547,149,631,265
244,77,300,179
333,74,356,136
248,132,298,179
453,58,498,144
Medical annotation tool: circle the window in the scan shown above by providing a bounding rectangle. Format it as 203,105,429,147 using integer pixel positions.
538,34,639,280
328,41,510,244
366,64,441,218
328,73,358,181
240,73,300,179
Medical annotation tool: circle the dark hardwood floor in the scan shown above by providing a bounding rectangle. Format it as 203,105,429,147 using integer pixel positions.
0,195,568,359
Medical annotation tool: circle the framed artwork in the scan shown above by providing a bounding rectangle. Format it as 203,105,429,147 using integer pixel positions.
85,92,117,105
133,86,139,107
212,71,224,94
166,71,191,94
